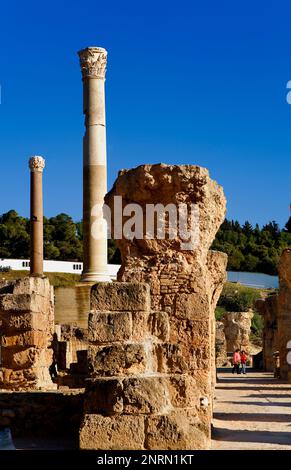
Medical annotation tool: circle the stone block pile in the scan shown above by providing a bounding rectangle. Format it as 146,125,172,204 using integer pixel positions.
0,276,55,390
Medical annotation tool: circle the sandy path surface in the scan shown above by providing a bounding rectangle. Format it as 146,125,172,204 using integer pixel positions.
212,370,291,450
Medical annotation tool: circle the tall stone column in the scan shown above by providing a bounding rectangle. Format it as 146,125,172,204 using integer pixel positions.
29,156,45,277
78,46,110,282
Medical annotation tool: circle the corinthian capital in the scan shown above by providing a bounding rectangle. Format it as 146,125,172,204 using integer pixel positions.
78,47,108,80
29,156,45,172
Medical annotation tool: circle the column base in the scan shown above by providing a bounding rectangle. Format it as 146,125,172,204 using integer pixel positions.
80,270,112,283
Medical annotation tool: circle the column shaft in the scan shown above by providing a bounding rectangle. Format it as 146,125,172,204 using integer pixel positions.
29,156,45,276
78,47,110,283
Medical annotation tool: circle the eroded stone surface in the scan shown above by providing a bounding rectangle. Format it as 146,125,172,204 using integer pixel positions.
256,296,278,371
223,311,253,353
88,343,147,377
105,163,226,260
255,249,291,381
0,276,55,390
146,410,210,450
80,414,145,450
88,311,132,343
277,249,291,381
90,282,150,312
215,321,228,367
80,163,227,450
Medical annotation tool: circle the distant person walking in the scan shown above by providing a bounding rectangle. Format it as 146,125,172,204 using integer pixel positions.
240,350,248,375
232,349,241,374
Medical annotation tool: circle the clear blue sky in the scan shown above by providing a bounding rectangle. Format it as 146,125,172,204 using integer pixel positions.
0,0,290,227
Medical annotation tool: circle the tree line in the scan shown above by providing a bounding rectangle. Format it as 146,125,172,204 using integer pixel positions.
212,218,291,275
0,210,120,265
0,209,290,274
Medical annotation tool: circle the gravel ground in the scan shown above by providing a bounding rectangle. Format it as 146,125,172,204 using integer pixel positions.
212,370,291,450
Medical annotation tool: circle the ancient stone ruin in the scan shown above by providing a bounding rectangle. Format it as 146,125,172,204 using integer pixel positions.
277,249,291,381
257,248,291,381
0,277,55,390
79,163,227,450
4,43,291,450
223,311,253,353
256,295,278,372
215,321,227,367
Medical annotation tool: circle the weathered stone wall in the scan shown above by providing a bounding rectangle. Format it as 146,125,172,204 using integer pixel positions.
80,280,224,450
0,277,55,390
82,163,227,450
0,390,83,439
223,311,253,353
80,282,154,450
256,296,278,372
215,321,228,367
277,249,291,381
255,249,291,381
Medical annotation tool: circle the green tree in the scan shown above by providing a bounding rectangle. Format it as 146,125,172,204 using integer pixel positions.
284,217,291,234
0,210,30,258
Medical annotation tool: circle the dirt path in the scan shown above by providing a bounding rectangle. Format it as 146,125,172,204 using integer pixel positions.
212,370,291,450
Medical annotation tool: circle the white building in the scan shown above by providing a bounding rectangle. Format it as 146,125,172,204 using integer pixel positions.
0,259,120,280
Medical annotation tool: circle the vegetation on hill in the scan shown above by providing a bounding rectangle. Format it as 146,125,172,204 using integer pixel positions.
212,218,291,275
0,209,290,275
217,282,261,312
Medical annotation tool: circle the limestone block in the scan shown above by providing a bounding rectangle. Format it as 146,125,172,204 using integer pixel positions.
79,414,145,450
84,378,123,413
0,368,29,388
166,374,201,408
132,311,149,341
1,347,52,370
145,410,210,450
122,376,170,414
88,311,132,343
0,294,32,312
88,343,147,376
13,276,52,298
2,331,50,349
0,312,50,333
0,361,54,390
169,319,210,347
149,311,170,341
175,293,210,320
90,282,150,312
156,342,210,373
